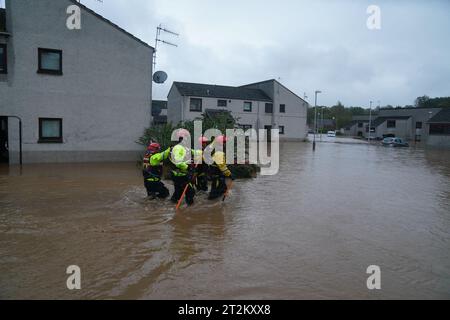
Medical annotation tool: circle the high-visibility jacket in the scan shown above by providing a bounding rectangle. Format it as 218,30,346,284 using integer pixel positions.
168,145,191,177
209,151,231,178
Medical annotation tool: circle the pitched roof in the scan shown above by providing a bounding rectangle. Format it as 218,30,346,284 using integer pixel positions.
428,108,450,123
240,79,309,104
69,0,153,50
173,82,273,102
372,116,411,127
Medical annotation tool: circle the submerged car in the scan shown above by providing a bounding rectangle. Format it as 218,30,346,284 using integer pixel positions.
327,131,336,137
382,137,409,147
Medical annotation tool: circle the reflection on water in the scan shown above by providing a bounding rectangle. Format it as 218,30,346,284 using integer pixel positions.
0,142,449,299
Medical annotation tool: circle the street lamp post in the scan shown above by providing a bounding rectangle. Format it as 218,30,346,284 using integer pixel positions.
368,101,373,143
313,90,322,151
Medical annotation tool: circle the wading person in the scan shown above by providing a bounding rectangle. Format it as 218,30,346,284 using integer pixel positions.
169,129,196,206
208,135,234,200
142,142,170,199
194,136,210,192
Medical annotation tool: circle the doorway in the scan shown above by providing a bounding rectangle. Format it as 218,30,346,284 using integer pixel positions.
0,116,8,163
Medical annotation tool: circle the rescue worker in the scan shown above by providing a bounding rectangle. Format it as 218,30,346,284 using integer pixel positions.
142,142,170,199
208,135,234,200
169,129,196,206
194,136,210,192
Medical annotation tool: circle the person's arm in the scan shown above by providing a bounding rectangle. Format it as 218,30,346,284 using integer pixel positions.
214,152,232,177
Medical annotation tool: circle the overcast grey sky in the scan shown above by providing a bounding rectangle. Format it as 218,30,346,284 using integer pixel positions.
80,0,450,107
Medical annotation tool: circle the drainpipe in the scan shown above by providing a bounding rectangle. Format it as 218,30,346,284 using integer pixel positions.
5,115,22,166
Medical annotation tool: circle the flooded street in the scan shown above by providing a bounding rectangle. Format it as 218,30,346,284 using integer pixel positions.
1,141,450,299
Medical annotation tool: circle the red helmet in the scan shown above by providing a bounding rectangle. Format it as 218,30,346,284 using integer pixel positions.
176,128,190,139
198,136,209,145
147,142,160,154
214,135,228,145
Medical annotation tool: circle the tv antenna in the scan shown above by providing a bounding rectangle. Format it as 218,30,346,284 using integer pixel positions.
77,0,103,3
153,24,179,70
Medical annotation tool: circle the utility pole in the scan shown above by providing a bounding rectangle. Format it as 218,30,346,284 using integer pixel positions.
313,90,322,151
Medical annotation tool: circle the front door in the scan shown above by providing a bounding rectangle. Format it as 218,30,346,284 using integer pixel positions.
0,117,9,163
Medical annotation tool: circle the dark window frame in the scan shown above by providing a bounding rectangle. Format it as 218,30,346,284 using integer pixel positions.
189,98,203,112
38,118,63,143
0,43,7,74
265,103,273,114
416,121,423,129
387,120,396,128
358,122,363,128
37,48,63,75
279,125,285,135
217,99,227,107
243,101,252,112
280,104,286,113
241,124,253,131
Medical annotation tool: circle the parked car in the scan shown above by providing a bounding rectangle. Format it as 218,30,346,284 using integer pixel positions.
327,131,336,137
381,137,409,147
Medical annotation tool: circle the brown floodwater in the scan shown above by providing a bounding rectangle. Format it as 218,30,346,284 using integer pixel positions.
1,141,450,299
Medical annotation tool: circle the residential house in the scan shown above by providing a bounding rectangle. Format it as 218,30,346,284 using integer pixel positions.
167,79,308,140
427,108,450,147
152,100,168,125
0,0,154,164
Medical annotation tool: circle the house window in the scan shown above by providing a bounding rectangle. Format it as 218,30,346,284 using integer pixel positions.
358,122,363,128
38,48,63,75
0,44,7,74
218,99,227,107
429,123,450,135
387,120,396,128
241,124,252,131
243,101,252,112
39,118,63,143
416,122,423,129
265,103,273,114
280,104,286,113
279,125,285,134
190,98,202,112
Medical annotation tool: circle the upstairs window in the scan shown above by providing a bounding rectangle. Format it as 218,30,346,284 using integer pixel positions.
190,98,202,112
358,122,363,128
39,118,63,143
387,120,396,128
218,99,227,107
280,104,286,113
0,44,6,74
243,101,252,112
38,48,63,75
265,103,273,114
416,122,423,129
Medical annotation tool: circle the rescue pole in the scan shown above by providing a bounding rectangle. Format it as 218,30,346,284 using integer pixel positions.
175,164,198,210
222,179,234,202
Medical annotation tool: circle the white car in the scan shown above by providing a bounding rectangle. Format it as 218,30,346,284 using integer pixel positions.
327,131,336,137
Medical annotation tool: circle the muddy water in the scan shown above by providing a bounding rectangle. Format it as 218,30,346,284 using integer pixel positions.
1,142,450,299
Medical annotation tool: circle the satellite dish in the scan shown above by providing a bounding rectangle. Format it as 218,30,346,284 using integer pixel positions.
153,71,168,84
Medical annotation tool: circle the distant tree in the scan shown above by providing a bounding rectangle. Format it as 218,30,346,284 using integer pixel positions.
415,95,430,108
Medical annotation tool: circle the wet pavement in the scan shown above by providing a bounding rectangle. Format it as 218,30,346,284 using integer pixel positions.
1,141,449,299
